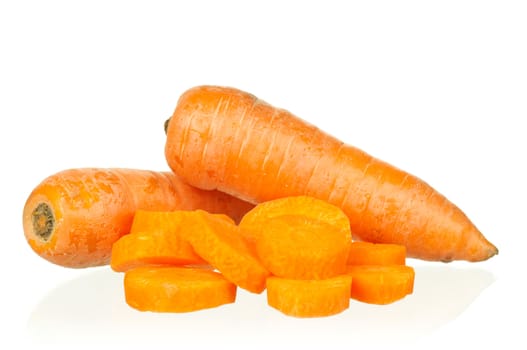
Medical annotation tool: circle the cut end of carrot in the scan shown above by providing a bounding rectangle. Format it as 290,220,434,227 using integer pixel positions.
30,202,55,242
23,187,63,264
266,275,352,318
240,195,352,245
255,215,350,279
124,266,237,313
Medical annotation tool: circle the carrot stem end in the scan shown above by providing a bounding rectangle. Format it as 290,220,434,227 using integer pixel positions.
32,202,54,242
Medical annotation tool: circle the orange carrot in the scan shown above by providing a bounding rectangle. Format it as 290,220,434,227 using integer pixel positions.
266,275,352,318
346,265,415,304
347,241,406,266
130,209,235,234
111,210,237,272
110,211,205,272
180,210,271,293
111,231,204,272
23,168,254,268
239,195,352,247
124,266,236,312
254,215,350,279
164,85,497,262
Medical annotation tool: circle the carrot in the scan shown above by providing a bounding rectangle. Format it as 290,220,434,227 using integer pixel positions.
254,215,350,279
111,231,204,272
123,266,237,312
346,265,415,304
180,210,271,293
22,168,254,268
110,211,206,272
130,209,235,234
111,210,237,272
347,241,406,266
266,275,352,318
164,85,498,262
239,195,352,247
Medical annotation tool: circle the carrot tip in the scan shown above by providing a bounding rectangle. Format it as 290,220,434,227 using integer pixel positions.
469,235,499,262
486,245,499,260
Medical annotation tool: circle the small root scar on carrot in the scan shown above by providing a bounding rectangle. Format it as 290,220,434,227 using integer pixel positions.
164,118,171,134
31,202,55,242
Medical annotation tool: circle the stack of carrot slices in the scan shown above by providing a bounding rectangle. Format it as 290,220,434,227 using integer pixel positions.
110,196,415,317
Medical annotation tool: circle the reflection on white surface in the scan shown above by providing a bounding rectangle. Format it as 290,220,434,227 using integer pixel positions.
27,265,495,348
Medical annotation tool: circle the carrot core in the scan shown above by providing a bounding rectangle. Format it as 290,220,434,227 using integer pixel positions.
32,202,54,242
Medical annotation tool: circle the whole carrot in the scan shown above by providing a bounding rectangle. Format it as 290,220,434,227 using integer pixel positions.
164,85,498,262
22,168,254,268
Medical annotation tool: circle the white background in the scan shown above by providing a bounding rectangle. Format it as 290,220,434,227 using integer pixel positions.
1,1,525,349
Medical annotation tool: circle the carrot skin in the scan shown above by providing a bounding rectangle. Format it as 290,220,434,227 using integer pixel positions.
23,168,254,268
165,86,498,262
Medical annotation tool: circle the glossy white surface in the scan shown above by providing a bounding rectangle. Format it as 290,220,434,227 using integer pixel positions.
2,1,525,349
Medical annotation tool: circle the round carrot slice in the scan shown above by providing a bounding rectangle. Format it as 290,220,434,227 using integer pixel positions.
110,231,206,272
124,266,236,313
346,265,415,304
111,210,207,272
239,196,352,245
130,209,234,234
181,210,271,293
255,215,350,279
347,241,406,266
266,275,352,318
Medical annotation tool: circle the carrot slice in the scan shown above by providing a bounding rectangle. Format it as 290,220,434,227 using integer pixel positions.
110,211,206,272
130,209,234,234
110,231,207,272
346,265,415,304
347,241,406,266
239,195,352,246
255,215,350,279
124,266,236,312
266,275,352,318
181,210,271,294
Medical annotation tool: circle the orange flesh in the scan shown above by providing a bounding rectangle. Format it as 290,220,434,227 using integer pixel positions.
346,265,415,304
180,210,271,293
239,195,352,246
347,241,406,266
266,275,352,318
124,266,236,312
254,215,350,279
